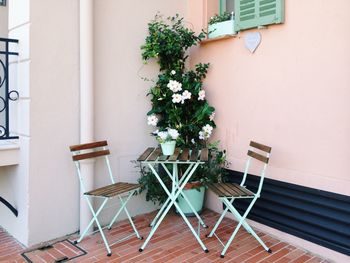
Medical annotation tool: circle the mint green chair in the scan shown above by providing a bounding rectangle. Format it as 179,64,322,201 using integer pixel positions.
70,141,142,257
208,141,272,258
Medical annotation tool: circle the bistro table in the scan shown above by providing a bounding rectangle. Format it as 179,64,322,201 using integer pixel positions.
137,147,210,253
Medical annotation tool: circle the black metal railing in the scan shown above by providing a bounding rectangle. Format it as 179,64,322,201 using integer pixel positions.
0,37,19,140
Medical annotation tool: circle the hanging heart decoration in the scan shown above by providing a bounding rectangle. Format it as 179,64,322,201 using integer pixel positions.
244,32,261,53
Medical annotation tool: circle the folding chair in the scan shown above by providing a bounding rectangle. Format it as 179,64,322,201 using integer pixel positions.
207,141,272,258
69,140,142,256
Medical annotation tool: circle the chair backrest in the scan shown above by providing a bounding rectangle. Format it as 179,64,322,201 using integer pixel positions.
241,141,272,195
69,140,115,192
70,140,110,161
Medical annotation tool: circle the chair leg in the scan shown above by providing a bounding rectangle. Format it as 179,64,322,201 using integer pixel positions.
207,204,229,238
222,198,252,234
108,191,134,229
220,196,269,258
226,200,269,252
77,197,108,243
78,197,112,256
118,193,142,239
207,197,249,238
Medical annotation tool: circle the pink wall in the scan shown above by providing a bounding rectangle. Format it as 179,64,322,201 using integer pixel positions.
190,0,350,196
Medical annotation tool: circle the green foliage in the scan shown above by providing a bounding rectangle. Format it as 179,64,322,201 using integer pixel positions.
141,14,214,147
138,14,228,205
193,141,229,185
141,14,205,71
208,12,232,25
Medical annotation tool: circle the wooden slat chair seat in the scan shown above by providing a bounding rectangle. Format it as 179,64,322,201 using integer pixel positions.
209,183,254,198
85,182,140,198
70,140,142,257
207,141,272,258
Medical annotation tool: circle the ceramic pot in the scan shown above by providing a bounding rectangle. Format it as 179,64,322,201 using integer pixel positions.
160,140,176,155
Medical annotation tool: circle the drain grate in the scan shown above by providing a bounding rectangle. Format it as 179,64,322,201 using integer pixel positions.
21,239,87,262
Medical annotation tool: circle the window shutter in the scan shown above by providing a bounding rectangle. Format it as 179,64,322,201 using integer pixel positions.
235,0,284,31
235,0,257,31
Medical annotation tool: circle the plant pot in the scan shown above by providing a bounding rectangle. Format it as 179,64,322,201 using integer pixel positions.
208,20,236,39
160,141,176,155
177,183,205,216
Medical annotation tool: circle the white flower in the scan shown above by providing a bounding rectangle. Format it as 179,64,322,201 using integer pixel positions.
172,93,182,103
180,90,192,104
171,70,176,75
147,115,158,126
182,90,191,100
203,124,213,134
157,131,168,141
167,128,179,140
156,128,180,143
198,90,205,100
199,124,213,140
191,138,195,144
152,129,159,135
167,80,182,92
209,112,215,121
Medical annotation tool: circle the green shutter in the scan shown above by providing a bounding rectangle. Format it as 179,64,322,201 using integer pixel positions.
219,0,226,15
235,0,284,31
258,0,285,26
219,0,235,15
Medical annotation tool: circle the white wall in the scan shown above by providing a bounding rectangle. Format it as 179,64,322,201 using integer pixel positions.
93,0,188,222
0,0,80,246
0,0,31,246
0,3,8,37
26,0,80,245
2,0,189,246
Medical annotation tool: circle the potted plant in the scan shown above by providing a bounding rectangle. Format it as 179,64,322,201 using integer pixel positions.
138,14,228,214
208,12,236,39
137,142,229,214
176,142,228,215
153,128,179,155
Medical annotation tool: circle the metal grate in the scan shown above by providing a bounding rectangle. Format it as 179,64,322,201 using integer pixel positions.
21,239,87,263
0,37,19,140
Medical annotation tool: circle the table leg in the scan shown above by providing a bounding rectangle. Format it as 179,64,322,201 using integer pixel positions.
161,163,207,228
149,164,192,227
140,163,208,252
178,191,208,228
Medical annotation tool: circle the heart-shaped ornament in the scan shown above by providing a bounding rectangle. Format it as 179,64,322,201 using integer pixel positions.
244,32,261,53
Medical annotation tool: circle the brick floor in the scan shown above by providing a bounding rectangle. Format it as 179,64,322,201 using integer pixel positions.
0,209,332,263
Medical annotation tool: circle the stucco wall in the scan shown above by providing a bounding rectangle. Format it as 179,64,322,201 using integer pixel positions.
1,0,189,246
0,3,8,37
2,0,347,254
190,0,350,196
0,0,31,246
26,0,80,245
189,0,350,259
93,0,188,223
0,0,80,246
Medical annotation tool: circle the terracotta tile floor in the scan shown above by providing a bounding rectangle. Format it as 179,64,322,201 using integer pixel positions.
0,209,331,263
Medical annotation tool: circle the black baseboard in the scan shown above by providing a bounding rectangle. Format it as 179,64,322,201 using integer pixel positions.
223,170,350,256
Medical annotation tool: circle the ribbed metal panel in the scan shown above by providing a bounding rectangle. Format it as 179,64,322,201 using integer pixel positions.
224,170,350,256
